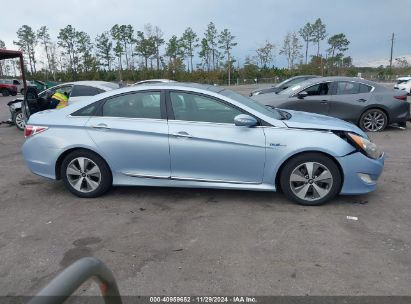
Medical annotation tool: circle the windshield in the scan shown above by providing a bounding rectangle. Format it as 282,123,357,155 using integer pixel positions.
220,89,282,120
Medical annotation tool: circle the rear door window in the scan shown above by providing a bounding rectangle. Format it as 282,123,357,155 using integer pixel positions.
71,85,101,97
335,82,361,95
102,91,162,119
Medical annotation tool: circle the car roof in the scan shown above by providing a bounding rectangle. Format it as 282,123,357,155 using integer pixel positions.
134,79,176,85
289,75,321,79
301,76,379,86
62,81,120,91
130,81,225,93
397,76,411,80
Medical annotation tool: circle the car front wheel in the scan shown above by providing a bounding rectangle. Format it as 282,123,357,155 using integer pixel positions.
13,110,25,131
1,88,10,96
280,153,342,206
61,150,112,198
359,108,388,132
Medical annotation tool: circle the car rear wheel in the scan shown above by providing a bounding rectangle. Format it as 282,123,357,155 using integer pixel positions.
359,109,388,132
13,110,25,131
1,88,10,96
280,153,342,206
61,150,112,198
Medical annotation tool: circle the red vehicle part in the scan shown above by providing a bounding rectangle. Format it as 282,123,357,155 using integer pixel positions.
0,49,27,95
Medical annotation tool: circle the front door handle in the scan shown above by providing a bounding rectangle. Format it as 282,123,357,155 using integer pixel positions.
92,123,110,129
172,131,192,138
357,98,367,102
320,100,328,104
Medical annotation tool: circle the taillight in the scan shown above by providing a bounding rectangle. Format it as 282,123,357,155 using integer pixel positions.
24,125,48,138
394,95,407,101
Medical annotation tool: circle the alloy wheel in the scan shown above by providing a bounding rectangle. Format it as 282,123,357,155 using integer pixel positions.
363,111,386,132
289,162,333,202
14,112,25,130
66,157,101,193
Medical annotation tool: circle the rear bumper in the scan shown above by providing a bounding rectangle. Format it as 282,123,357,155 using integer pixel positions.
337,152,385,195
22,138,61,179
389,101,410,124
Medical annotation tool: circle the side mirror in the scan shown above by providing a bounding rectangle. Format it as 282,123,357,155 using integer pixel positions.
297,91,308,99
234,114,258,127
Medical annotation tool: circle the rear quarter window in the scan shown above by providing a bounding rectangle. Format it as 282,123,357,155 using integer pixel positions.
71,102,100,116
359,84,373,93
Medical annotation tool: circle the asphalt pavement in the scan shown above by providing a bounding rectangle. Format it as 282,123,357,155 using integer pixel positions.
0,90,410,296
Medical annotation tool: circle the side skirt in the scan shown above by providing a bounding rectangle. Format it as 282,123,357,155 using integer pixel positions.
115,172,277,192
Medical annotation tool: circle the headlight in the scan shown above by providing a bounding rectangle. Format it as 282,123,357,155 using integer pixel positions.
347,133,382,160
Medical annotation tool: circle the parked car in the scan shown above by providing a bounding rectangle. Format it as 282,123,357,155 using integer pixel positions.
0,80,17,96
22,83,384,206
0,79,35,94
394,76,411,95
249,75,321,97
252,76,410,132
133,79,176,85
8,81,120,130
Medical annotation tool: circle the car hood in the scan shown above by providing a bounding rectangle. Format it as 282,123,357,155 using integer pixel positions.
252,86,280,95
281,109,368,138
251,93,290,106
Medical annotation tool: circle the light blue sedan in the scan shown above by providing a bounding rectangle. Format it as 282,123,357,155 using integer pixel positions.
22,83,385,205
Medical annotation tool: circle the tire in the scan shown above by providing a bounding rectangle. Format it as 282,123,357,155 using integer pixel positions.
280,153,342,206
61,150,112,198
1,88,10,96
11,91,17,96
359,108,388,132
13,110,25,131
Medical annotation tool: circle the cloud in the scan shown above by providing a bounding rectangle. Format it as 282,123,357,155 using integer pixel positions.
1,0,410,68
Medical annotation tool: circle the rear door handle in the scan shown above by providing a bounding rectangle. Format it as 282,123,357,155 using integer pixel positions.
92,123,110,129
172,131,192,138
357,98,367,102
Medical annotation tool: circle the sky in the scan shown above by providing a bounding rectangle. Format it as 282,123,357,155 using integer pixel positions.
1,0,410,68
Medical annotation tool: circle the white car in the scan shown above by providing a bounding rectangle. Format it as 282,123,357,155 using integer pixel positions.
8,81,120,130
394,76,411,95
133,79,176,86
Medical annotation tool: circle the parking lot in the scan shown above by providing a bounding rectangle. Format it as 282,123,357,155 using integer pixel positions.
0,90,411,296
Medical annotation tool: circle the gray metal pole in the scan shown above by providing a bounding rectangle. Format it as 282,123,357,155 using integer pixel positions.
389,33,394,69
28,257,122,304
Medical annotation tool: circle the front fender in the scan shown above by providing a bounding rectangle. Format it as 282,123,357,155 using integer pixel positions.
262,127,355,184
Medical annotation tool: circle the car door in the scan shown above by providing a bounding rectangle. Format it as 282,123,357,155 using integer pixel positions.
85,90,170,178
167,91,266,184
283,81,332,115
328,81,373,122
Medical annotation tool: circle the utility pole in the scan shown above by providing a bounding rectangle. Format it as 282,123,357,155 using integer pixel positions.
389,33,395,69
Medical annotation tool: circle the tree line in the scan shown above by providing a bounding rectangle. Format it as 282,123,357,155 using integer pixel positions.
0,19,409,84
